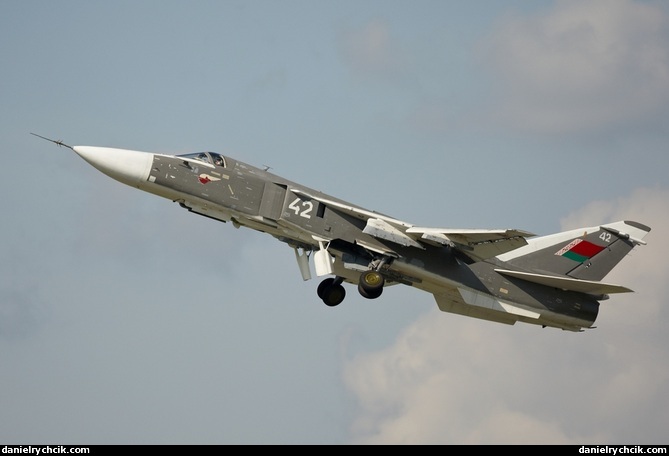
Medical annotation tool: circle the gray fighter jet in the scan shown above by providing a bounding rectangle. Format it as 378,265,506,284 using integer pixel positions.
34,134,651,331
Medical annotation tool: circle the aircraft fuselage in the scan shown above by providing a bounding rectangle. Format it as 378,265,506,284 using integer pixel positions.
133,150,600,330
36,137,647,332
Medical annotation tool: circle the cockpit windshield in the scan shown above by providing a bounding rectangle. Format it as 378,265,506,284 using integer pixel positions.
179,152,226,168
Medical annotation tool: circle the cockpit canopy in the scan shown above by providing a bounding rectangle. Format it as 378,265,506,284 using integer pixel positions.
179,152,226,167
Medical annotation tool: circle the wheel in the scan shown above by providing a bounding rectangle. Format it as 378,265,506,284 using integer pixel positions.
358,270,384,299
358,282,382,299
317,278,335,299
322,283,346,307
318,278,346,307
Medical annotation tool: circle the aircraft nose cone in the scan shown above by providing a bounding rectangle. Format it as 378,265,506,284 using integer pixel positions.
73,146,153,187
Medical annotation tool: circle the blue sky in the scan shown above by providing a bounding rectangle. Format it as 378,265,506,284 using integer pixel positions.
2,0,669,444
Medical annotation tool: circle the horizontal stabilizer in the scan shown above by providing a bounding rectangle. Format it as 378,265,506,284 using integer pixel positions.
495,269,633,295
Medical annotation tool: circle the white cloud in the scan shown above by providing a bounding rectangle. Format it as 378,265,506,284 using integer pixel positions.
342,186,669,444
479,0,669,134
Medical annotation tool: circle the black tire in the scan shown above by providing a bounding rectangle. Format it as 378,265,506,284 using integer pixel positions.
317,278,335,299
317,278,346,306
358,270,384,299
358,282,383,299
322,283,346,307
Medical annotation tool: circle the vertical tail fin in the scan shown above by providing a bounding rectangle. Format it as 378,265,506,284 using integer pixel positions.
498,220,650,280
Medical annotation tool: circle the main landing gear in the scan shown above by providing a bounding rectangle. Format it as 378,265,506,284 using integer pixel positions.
317,270,385,307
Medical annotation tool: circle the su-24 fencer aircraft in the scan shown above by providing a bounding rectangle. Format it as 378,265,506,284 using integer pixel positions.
33,133,651,332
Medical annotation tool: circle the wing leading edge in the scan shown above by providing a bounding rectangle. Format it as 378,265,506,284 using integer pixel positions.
405,227,535,261
291,189,535,261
